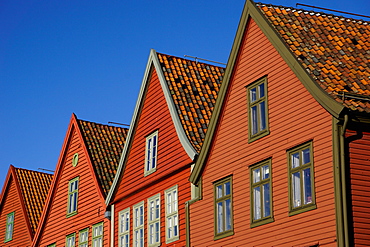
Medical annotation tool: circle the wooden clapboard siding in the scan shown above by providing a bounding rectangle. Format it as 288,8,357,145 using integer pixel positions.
190,18,337,246
347,126,370,246
0,177,32,246
36,124,109,246
113,67,192,246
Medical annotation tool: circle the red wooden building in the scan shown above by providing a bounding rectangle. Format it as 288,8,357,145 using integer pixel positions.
189,1,370,247
105,50,224,247
0,165,53,246
32,114,128,247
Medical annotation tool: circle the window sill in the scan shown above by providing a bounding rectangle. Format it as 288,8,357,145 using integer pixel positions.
66,211,77,218
289,203,316,216
144,168,157,177
248,130,270,143
251,217,274,228
214,229,234,240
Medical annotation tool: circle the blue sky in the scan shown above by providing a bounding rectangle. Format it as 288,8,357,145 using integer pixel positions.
1,0,369,188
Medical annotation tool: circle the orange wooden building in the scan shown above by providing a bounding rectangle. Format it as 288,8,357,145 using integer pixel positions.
189,1,370,247
0,165,53,246
31,114,128,247
105,50,224,247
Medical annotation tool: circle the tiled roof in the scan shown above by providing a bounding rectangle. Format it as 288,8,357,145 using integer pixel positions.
256,3,370,113
157,53,225,152
14,168,53,235
77,119,129,196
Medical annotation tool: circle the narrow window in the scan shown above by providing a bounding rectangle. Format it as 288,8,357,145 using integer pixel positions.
92,222,103,247
79,228,89,247
247,77,269,142
288,142,316,215
148,194,160,247
67,177,79,217
66,233,76,247
133,202,144,247
214,176,233,240
119,208,130,247
145,131,158,176
4,212,14,242
250,160,273,227
165,185,179,243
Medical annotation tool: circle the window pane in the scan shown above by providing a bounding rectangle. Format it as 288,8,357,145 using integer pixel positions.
263,183,271,217
291,152,300,168
225,199,231,231
224,182,231,196
253,168,260,183
250,87,257,102
292,172,301,208
262,165,269,180
258,83,265,98
253,186,261,220
216,184,223,199
302,148,310,164
217,202,223,233
251,105,258,135
259,101,266,131
303,168,312,204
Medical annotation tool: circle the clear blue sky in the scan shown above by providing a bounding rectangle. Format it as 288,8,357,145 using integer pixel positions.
1,0,369,188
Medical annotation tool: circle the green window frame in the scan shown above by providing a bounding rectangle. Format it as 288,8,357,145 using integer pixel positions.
165,185,179,244
79,228,89,247
47,243,56,247
247,77,269,143
118,208,130,247
250,159,273,227
288,142,316,216
148,193,160,247
67,177,79,217
66,233,76,247
4,212,14,242
213,176,233,240
144,131,158,176
133,201,144,247
92,222,103,247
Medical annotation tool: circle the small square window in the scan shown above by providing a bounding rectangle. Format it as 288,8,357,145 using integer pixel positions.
247,77,269,142
4,212,14,242
165,186,179,244
133,202,144,247
288,142,316,216
213,177,233,240
79,228,89,247
145,131,158,176
118,208,130,247
92,222,103,247
250,160,274,227
148,194,161,247
67,177,79,217
66,233,76,247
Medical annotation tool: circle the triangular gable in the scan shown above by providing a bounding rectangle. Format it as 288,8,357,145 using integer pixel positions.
190,0,360,184
106,49,225,205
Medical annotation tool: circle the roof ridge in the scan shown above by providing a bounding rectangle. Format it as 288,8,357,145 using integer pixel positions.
77,118,129,130
157,52,226,69
255,2,370,24
13,166,53,176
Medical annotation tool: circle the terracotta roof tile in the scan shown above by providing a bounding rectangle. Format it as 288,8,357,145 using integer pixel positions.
77,119,129,196
256,3,370,113
13,168,53,235
157,53,225,152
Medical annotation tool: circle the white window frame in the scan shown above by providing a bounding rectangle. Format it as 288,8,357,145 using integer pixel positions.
92,222,103,247
118,208,130,247
4,212,14,242
67,177,79,216
133,201,144,247
165,185,179,244
79,228,89,247
147,194,161,247
66,233,76,247
145,131,158,176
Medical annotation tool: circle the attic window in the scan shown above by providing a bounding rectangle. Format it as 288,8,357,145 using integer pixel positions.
72,153,79,167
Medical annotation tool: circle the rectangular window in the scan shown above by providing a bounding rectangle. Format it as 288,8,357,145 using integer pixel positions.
133,202,144,247
79,228,89,247
92,222,103,247
66,233,76,247
147,194,160,247
288,142,316,215
118,208,130,247
250,160,273,227
247,77,269,142
165,185,179,243
214,176,233,240
4,212,14,242
145,131,158,176
67,177,79,216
